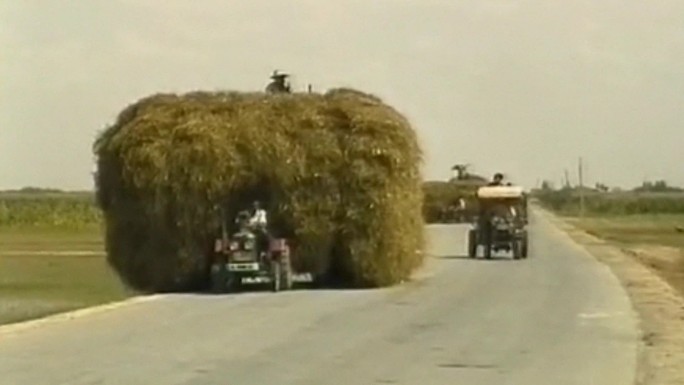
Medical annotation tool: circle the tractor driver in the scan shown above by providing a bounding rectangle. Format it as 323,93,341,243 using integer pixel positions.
488,173,504,186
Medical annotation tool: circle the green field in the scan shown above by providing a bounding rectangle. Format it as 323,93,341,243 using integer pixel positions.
567,214,684,249
534,189,684,216
0,191,100,228
0,192,131,326
567,214,684,296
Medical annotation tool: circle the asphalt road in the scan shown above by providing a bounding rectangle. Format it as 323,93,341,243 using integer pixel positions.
0,209,638,385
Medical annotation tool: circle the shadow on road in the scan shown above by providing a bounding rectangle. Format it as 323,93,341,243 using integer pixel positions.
437,254,518,262
188,274,379,296
187,282,385,297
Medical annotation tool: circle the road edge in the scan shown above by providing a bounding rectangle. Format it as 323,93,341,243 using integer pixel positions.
0,231,440,337
0,294,163,337
535,206,684,385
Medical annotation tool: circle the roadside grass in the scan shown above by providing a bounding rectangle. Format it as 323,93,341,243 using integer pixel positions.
565,214,684,296
0,226,132,326
565,214,684,249
0,225,103,252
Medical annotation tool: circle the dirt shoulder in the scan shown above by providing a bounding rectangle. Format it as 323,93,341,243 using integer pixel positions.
537,209,684,385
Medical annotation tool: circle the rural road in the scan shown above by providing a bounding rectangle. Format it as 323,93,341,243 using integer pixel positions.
0,209,638,385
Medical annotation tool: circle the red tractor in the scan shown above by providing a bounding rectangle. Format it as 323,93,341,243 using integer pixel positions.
210,209,293,293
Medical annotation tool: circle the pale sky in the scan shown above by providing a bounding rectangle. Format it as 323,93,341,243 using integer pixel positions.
2,0,683,190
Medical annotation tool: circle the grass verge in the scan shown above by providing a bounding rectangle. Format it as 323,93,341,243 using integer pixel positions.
565,214,684,297
0,227,131,326
0,225,103,252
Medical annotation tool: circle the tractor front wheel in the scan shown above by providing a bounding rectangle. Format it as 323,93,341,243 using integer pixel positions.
211,263,227,293
271,260,282,292
484,243,492,259
512,240,523,260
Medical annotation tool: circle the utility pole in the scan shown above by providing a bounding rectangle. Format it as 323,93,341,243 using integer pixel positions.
578,157,585,218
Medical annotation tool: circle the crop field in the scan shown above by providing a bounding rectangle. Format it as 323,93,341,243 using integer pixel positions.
0,192,130,325
568,214,684,297
0,191,101,228
567,214,684,249
535,189,684,216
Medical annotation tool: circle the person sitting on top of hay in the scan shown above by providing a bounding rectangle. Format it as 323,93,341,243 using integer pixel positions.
265,70,291,94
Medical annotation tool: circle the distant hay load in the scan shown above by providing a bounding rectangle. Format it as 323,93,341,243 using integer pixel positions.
93,88,425,292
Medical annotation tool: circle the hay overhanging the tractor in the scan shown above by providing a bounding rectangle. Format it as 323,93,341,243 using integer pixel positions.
93,89,425,292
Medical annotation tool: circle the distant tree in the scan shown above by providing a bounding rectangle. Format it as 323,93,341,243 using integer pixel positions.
633,180,683,193
540,180,555,191
16,187,63,194
595,183,609,192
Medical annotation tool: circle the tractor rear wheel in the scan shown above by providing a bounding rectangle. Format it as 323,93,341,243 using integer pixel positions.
484,243,492,259
468,230,477,258
280,256,293,290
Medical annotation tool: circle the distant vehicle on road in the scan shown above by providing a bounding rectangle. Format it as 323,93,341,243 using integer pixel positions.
467,185,529,260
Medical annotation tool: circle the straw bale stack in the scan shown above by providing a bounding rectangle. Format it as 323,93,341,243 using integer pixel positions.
94,89,424,292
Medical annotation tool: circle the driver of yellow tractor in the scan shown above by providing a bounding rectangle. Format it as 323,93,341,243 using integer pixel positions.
265,71,291,94
487,173,504,186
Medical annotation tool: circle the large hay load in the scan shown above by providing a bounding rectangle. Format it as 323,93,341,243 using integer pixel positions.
93,89,424,292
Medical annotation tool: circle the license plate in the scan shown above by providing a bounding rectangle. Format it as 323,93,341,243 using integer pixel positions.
227,263,259,272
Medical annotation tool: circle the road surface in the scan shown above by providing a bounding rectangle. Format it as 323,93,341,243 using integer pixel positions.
0,210,638,385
